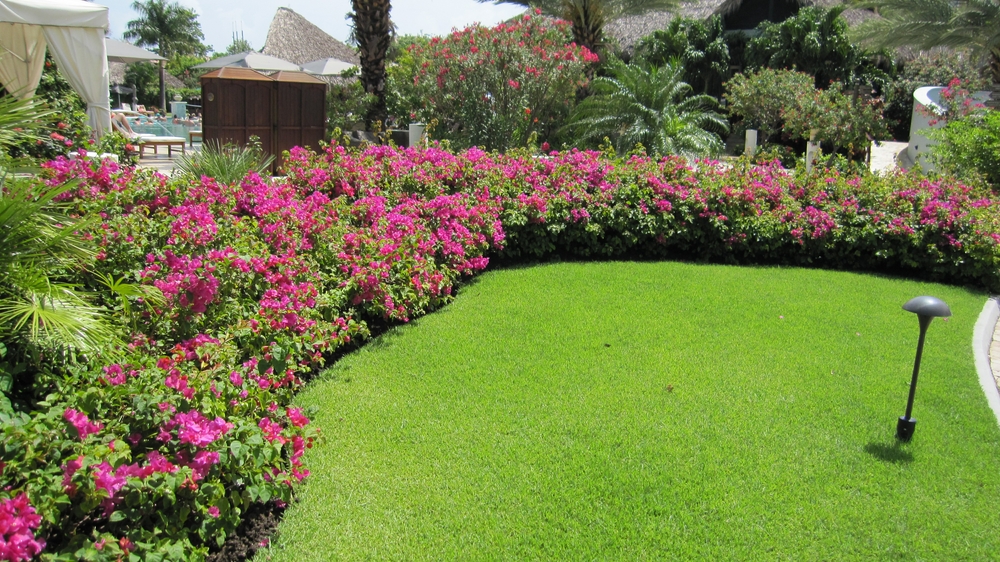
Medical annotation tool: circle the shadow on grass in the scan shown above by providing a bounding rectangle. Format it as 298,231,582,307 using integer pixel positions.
864,441,914,464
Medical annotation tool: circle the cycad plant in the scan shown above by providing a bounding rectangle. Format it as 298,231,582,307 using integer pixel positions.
174,137,275,184
562,60,729,158
0,94,125,409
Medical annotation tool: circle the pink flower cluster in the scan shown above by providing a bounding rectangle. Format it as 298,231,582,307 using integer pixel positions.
64,409,103,440
0,494,45,562
159,410,233,447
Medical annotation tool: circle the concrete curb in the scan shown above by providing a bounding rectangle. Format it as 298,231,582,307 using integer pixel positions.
972,297,1000,427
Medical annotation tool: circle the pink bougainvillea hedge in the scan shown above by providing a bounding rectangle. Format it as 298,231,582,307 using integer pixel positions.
2,143,998,560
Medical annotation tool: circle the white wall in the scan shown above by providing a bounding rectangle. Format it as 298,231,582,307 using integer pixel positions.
907,86,991,172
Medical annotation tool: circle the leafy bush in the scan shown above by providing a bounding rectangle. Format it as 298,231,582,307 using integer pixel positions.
782,82,890,159
562,60,729,158
174,137,275,184
387,11,597,151
326,77,376,135
929,109,1000,189
633,16,731,96
744,6,891,91
724,68,815,141
94,131,140,167
3,54,90,160
883,50,989,139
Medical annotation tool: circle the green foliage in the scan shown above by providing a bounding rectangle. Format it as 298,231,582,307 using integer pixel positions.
782,83,891,158
223,32,253,56
174,137,275,184
3,54,89,160
123,61,160,108
724,68,815,141
124,0,208,59
883,50,990,139
388,13,595,151
480,0,679,58
744,6,892,90
167,53,209,89
929,109,1000,188
562,60,729,158
327,79,376,135
633,16,731,95
94,131,140,167
851,0,1000,83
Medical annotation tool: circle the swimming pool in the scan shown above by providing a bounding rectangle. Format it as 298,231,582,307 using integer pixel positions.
128,119,200,140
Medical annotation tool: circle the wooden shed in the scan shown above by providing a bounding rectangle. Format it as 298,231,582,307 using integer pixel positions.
200,67,326,171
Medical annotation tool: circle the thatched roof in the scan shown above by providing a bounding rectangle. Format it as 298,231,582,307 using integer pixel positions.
606,0,877,54
262,7,359,66
109,61,185,89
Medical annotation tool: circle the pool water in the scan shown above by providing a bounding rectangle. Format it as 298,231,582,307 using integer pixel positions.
128,119,200,139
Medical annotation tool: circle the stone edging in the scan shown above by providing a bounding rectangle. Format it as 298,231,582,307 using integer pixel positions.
973,297,1000,427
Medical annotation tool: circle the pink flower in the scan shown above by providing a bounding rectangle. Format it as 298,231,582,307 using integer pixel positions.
0,493,45,561
286,407,310,428
207,506,220,518
62,457,84,494
64,408,103,440
162,410,232,447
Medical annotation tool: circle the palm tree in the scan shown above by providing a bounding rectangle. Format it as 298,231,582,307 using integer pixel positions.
124,0,207,112
478,0,678,60
851,0,999,93
561,60,729,158
350,0,393,128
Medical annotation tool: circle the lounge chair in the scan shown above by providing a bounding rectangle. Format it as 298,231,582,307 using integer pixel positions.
110,118,186,157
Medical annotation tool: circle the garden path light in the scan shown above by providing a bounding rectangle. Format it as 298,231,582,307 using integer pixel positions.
896,296,951,441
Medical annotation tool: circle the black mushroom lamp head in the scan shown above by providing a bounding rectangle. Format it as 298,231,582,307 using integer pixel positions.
902,296,952,319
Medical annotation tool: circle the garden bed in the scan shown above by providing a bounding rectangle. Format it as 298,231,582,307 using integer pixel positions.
3,143,1000,560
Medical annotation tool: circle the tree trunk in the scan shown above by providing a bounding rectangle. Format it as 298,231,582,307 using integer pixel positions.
351,0,392,129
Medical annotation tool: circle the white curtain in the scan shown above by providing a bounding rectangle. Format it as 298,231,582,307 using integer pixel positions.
42,25,110,136
0,22,45,98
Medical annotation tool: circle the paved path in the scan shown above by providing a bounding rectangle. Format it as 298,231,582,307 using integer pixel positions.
869,140,909,173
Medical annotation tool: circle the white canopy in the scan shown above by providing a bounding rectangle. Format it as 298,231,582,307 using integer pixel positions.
0,0,111,136
301,57,357,76
106,38,164,64
192,51,301,72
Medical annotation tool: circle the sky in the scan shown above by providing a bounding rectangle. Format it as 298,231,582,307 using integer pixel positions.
100,0,527,55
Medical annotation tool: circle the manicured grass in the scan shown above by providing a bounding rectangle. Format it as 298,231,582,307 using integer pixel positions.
258,262,1000,561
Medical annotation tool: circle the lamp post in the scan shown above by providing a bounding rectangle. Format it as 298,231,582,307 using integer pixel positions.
896,295,951,441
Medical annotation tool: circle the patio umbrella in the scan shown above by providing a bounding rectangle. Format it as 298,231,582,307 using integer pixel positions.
106,38,165,63
192,51,301,71
301,57,357,76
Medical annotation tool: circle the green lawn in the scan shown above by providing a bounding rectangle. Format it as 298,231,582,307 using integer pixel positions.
258,262,1000,561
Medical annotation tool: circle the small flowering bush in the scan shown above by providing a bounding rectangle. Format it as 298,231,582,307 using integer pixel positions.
4,138,1000,560
387,11,597,151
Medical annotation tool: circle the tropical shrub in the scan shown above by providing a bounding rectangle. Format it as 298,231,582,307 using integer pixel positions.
173,137,275,185
782,82,890,159
3,54,89,161
386,11,597,151
633,16,731,96
327,77,376,135
883,50,989,139
743,6,891,91
562,60,728,158
724,68,815,142
929,109,1000,189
